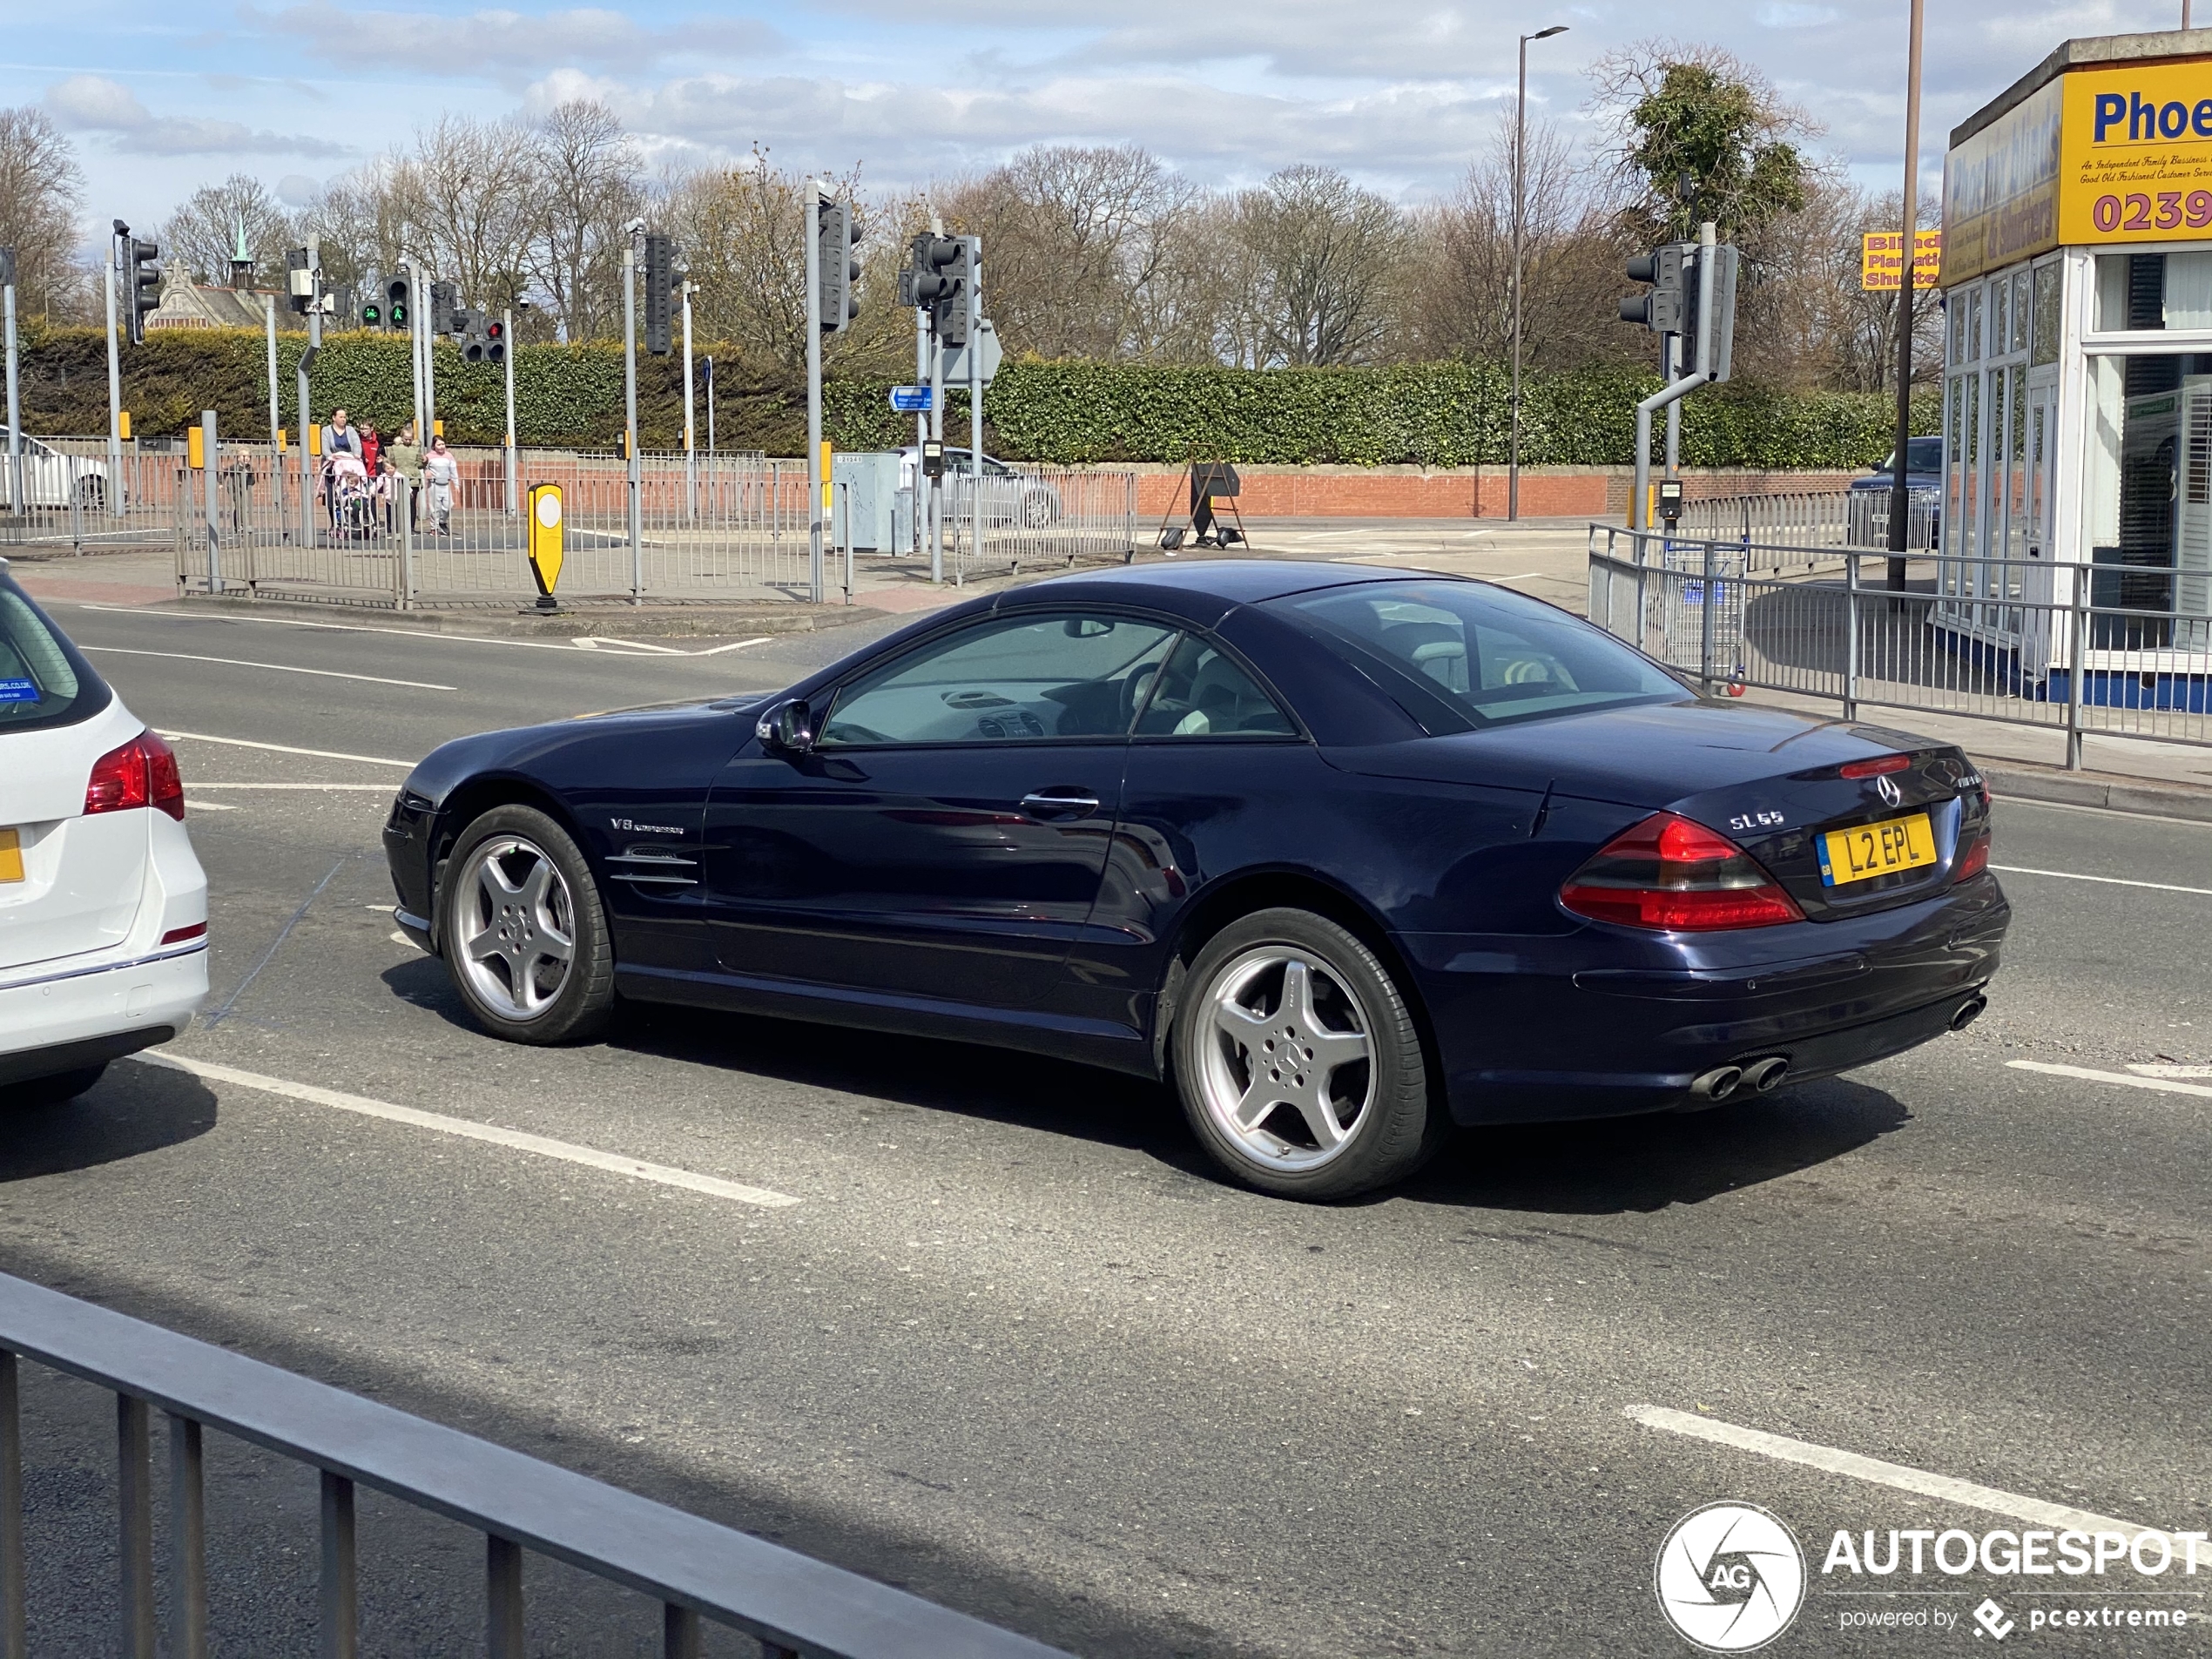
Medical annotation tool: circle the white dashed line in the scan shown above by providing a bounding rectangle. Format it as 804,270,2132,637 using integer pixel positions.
139,1054,799,1209
81,645,455,691
1626,1406,2184,1550
1988,865,2212,897
156,732,415,767
2006,1060,2212,1100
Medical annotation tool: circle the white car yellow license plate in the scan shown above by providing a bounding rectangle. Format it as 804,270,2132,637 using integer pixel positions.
1818,812,1936,887
0,827,20,883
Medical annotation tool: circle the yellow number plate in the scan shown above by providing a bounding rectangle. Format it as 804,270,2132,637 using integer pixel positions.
0,828,20,884
1819,812,1936,887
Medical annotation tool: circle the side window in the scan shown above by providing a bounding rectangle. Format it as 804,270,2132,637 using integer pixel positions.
819,613,1177,747
1133,637,1296,738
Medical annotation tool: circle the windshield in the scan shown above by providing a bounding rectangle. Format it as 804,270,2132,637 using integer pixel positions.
0,574,111,733
1878,437,1943,474
1270,580,1688,732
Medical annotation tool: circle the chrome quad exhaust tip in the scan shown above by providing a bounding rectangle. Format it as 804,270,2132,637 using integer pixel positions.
1949,995,1988,1032
1743,1055,1791,1094
1689,1065,1744,1102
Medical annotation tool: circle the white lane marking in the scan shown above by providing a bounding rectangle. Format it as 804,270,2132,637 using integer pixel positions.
76,603,781,659
181,799,239,811
1626,1406,2178,1548
2130,1062,2212,1079
184,782,398,791
573,635,683,654
388,929,421,948
81,644,455,691
139,1054,799,1209
2006,1059,2212,1099
157,732,415,767
1988,863,2212,897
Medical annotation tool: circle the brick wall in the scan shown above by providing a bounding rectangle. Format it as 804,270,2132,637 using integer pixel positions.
1126,465,1866,522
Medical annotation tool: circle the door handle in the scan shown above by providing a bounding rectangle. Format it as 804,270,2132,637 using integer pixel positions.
1020,791,1101,819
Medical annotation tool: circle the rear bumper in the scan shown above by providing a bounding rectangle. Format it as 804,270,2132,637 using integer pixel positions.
1406,878,2008,1125
0,943,206,1085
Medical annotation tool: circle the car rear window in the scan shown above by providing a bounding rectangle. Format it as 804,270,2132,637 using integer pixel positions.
0,575,111,734
1269,579,1687,732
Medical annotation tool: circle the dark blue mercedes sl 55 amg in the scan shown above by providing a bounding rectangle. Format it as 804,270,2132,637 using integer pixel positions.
383,561,2007,1200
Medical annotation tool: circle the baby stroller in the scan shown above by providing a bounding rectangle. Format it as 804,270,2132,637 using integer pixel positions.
326,454,376,539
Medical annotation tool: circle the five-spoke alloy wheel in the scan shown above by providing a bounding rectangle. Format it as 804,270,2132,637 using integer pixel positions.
1174,907,1444,1199
441,806,614,1043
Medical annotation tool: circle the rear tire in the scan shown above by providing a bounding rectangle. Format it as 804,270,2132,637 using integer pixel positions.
439,805,615,1044
6,1064,108,1108
1171,907,1445,1199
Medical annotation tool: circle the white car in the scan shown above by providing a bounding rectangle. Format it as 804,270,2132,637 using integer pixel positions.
895,447,1062,528
0,562,206,1105
0,429,111,512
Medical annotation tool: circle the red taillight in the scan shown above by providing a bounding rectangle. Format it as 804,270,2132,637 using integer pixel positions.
159,921,206,945
84,731,185,821
1839,754,1912,779
1954,828,1991,881
1559,812,1804,932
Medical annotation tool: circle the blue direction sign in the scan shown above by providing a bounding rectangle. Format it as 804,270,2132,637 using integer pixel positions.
889,385,936,413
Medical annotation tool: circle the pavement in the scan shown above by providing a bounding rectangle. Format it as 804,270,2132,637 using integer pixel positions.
1,598,2208,1654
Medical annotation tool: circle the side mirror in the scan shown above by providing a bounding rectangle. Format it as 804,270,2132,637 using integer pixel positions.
756,698,814,753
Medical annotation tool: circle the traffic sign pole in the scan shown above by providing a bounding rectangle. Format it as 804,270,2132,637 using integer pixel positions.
104,227,123,516
967,233,981,590
806,185,825,606
3,262,23,519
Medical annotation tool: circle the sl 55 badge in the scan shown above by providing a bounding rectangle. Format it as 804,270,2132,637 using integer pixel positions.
1728,810,1786,832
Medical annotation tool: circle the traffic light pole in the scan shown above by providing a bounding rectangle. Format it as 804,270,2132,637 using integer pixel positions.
967,234,981,586
913,310,927,557
805,185,825,606
680,281,697,524
103,227,124,516
1663,331,1682,480
622,238,642,604
3,267,23,519
264,296,281,455
1629,223,1716,532
502,307,518,517
298,235,321,548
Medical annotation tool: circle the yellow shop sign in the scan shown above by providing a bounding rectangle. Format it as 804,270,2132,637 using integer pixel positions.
2061,61,2212,245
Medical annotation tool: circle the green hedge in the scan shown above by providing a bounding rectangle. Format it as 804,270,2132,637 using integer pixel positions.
10,326,1935,468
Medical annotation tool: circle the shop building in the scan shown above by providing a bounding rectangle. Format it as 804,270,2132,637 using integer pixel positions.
1943,28,2212,706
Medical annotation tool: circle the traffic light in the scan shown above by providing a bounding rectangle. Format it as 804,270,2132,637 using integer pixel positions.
286,246,312,315
386,277,409,330
904,234,969,345
430,281,457,337
126,239,160,344
642,233,673,355
459,309,496,363
483,316,506,367
817,199,859,335
1619,244,1689,334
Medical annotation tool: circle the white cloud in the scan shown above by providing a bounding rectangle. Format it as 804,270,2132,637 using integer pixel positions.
45,75,352,158
253,1,784,78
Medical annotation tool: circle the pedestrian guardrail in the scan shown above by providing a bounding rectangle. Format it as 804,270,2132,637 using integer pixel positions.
1671,488,1939,574
1587,525,2212,767
165,439,1137,608
0,1270,1065,1659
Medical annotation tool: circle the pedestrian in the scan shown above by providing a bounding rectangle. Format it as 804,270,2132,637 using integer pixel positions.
360,422,381,477
319,409,362,531
422,435,457,536
387,422,423,531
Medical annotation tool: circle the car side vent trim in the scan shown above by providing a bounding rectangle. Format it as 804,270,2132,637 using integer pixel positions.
608,847,699,887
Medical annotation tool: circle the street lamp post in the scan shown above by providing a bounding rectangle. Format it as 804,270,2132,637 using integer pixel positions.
1887,0,1925,591
1509,24,1568,523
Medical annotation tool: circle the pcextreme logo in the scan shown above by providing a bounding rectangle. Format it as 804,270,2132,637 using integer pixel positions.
1656,1502,1808,1652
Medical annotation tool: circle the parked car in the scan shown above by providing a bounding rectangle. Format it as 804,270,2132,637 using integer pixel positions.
0,562,207,1105
385,561,2006,1201
0,430,111,513
1846,435,1943,548
897,447,1062,528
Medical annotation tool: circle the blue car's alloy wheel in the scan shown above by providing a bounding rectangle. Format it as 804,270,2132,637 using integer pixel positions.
442,805,616,1045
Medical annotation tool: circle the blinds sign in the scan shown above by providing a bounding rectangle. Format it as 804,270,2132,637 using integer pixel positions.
2061,62,2212,246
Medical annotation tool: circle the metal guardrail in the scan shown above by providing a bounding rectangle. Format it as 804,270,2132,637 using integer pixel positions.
0,1270,1064,1659
1671,487,1939,574
1587,525,2212,768
167,442,1137,608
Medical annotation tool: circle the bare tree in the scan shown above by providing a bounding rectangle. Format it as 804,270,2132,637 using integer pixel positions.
1399,114,1642,371
411,116,536,312
157,173,296,288
525,101,643,341
1224,166,1412,368
0,106,87,319
1732,179,1943,392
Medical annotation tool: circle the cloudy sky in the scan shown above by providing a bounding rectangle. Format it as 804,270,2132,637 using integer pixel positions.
0,0,2195,231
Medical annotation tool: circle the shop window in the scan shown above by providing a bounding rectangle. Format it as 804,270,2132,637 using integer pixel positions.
2032,264,2060,365
2080,351,2209,645
2011,270,2031,354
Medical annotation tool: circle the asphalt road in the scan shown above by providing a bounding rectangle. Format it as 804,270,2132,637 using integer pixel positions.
3,599,2209,1656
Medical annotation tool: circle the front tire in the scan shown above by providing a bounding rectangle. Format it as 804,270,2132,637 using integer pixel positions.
1172,907,1444,1199
440,805,614,1044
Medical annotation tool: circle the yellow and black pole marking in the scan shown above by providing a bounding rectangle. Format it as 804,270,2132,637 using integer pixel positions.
527,483,564,610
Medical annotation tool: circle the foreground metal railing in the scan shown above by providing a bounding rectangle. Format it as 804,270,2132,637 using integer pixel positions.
1587,525,2212,768
0,1271,1063,1659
